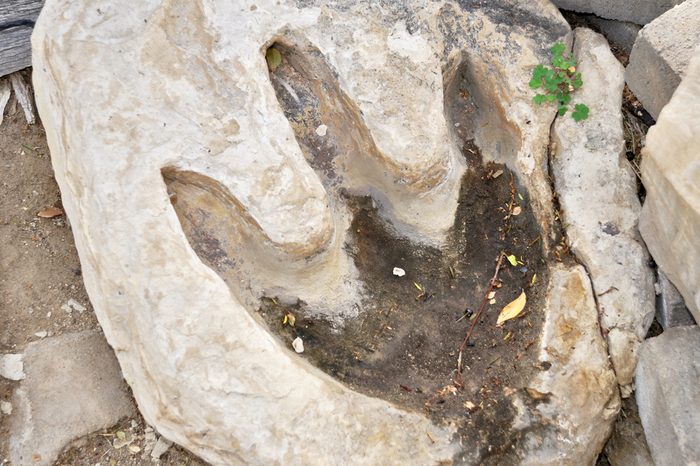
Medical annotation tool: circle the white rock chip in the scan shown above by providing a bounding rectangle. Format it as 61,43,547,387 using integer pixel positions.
639,46,700,322
60,298,86,314
150,437,173,460
392,267,406,277
0,353,25,381
552,28,655,391
291,337,304,354
1,401,12,415
314,124,327,137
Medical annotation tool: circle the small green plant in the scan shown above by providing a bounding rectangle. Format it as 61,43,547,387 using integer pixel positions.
530,42,589,122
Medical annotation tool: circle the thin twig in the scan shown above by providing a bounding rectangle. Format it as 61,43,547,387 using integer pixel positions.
455,251,506,381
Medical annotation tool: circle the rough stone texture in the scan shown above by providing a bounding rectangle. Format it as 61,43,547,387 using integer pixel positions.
521,264,619,465
552,0,685,25
626,0,700,120
636,325,700,465
30,0,632,464
586,16,641,54
657,270,697,329
639,46,700,321
0,0,44,78
552,28,655,392
8,330,135,466
604,395,654,466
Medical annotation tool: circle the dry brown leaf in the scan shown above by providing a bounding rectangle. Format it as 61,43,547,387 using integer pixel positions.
37,206,63,218
497,291,526,326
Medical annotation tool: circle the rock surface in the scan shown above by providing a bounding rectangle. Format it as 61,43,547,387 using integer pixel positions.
586,16,641,54
639,46,700,321
8,330,135,466
656,270,696,329
552,0,685,25
636,325,700,465
626,0,700,120
31,0,622,463
522,264,619,465
552,28,655,392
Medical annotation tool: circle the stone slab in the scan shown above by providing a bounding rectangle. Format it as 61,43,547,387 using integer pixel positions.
626,0,700,120
553,0,684,25
552,28,655,391
639,46,700,321
586,16,641,54
657,270,696,329
636,325,700,465
8,330,135,466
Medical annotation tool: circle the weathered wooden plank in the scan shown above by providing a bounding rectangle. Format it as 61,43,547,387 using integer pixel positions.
0,0,43,22
0,0,45,77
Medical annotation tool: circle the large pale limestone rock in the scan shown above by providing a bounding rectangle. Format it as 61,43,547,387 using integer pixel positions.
636,326,700,465
552,0,685,25
31,0,624,463
626,0,700,120
552,28,655,392
640,46,700,321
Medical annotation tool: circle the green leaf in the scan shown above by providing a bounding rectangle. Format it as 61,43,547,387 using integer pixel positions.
533,94,546,105
550,42,566,57
556,92,571,105
557,105,568,116
572,103,590,122
532,64,548,80
572,73,583,89
529,77,542,89
265,47,282,71
545,93,557,102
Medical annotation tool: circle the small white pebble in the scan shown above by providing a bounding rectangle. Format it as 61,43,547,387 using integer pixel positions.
315,124,328,137
392,267,406,277
34,331,47,339
1,401,12,415
292,337,304,353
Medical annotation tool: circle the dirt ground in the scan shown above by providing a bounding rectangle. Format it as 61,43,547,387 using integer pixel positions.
0,83,204,465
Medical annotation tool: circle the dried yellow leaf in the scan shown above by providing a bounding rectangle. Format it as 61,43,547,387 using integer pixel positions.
497,291,527,326
507,254,518,266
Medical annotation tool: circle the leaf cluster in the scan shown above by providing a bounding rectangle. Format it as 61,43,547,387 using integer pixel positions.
530,42,589,122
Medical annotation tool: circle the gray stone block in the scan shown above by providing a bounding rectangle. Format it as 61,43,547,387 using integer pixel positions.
626,0,700,120
8,330,135,466
639,46,700,322
657,271,697,329
636,326,700,465
553,0,685,25
586,16,641,54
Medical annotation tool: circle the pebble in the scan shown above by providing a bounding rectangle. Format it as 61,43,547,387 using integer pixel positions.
0,353,25,380
150,437,173,460
1,401,12,415
315,124,328,137
61,298,86,313
392,267,406,277
292,337,304,353
34,331,48,339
